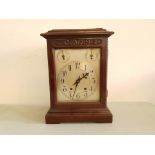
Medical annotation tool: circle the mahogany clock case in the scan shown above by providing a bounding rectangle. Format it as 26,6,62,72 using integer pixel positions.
40,28,114,123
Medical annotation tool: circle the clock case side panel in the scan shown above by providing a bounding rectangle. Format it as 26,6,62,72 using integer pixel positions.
46,37,109,111
46,40,57,107
100,38,108,107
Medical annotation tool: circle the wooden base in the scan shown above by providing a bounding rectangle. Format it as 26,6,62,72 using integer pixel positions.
45,107,113,124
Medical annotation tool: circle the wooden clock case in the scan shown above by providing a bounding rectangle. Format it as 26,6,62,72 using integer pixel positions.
40,28,114,124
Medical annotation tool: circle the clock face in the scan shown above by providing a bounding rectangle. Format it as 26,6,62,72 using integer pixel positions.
54,48,100,103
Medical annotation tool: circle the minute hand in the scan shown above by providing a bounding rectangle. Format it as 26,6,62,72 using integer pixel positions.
73,72,89,86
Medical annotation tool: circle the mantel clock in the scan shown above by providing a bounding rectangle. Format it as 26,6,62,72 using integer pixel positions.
40,28,114,123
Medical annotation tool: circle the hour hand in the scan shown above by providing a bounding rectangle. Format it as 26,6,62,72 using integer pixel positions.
73,76,80,86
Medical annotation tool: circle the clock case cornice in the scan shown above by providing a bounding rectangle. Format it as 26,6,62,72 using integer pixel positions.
40,28,114,39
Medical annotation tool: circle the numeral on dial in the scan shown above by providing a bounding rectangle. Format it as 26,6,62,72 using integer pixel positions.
62,71,67,77
68,65,71,71
85,65,87,71
75,62,80,69
76,93,80,99
62,87,67,92
90,70,94,73
60,79,64,83
90,85,93,91
84,91,87,97
91,78,96,83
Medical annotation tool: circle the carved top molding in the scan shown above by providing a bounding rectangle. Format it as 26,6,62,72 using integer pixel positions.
51,38,103,47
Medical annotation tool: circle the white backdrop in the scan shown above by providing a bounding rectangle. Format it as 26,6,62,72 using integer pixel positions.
0,20,155,105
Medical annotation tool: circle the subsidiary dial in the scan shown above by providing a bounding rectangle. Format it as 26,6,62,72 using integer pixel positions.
57,49,70,63
86,48,99,61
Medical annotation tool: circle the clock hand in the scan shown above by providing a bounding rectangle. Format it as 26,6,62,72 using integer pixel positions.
62,54,65,60
61,51,65,60
72,73,89,99
73,72,89,86
90,49,93,60
72,76,80,99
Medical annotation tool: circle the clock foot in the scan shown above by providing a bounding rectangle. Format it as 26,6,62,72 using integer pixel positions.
45,107,112,124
